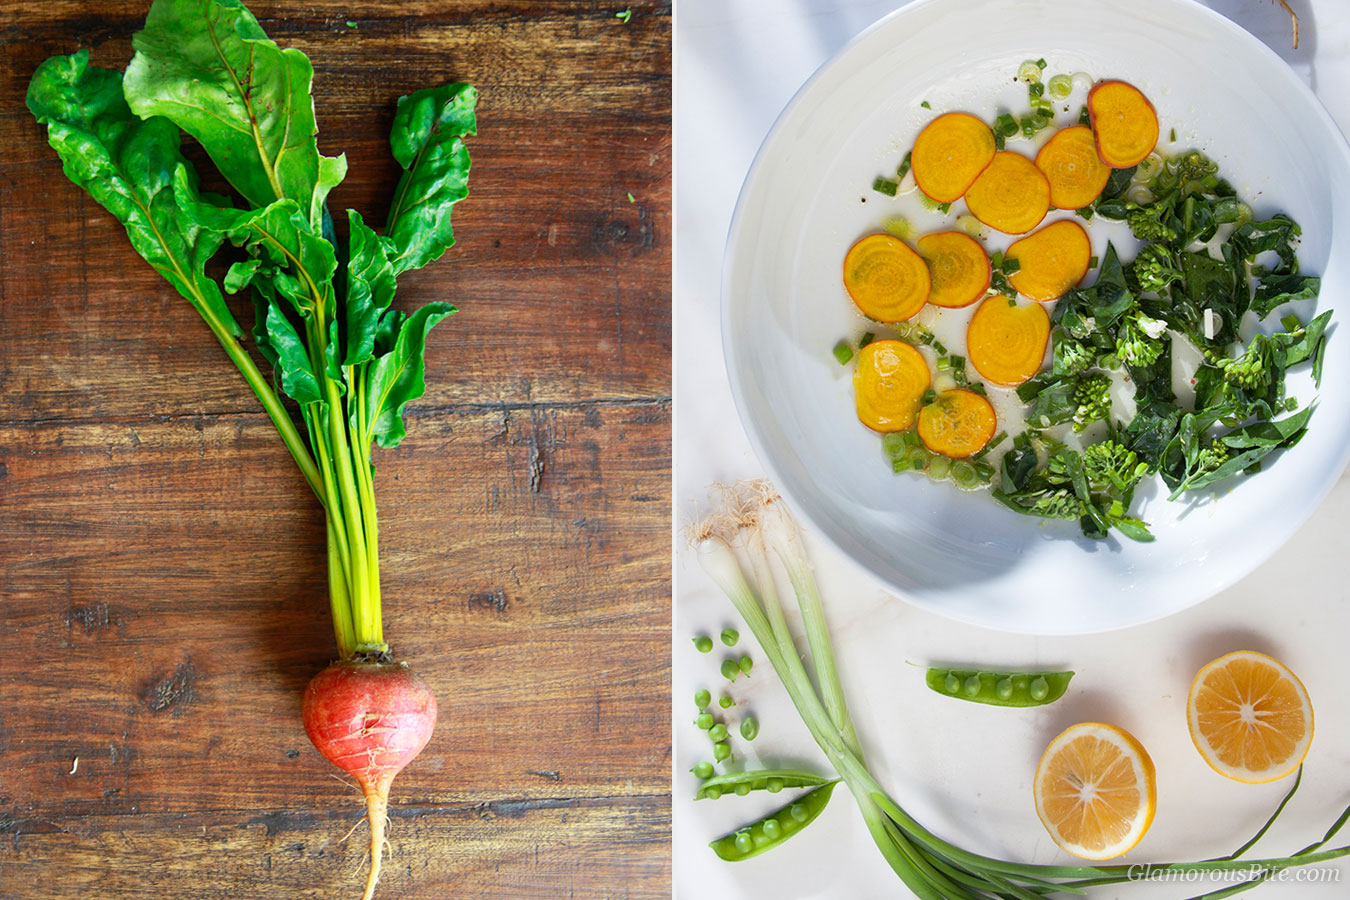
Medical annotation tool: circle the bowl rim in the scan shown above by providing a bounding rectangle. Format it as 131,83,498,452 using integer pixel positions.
720,0,1350,635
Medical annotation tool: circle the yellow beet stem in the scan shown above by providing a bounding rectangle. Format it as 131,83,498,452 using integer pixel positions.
1036,126,1112,209
963,151,1051,234
911,112,997,202
1088,80,1160,168
1007,220,1092,302
362,785,390,900
917,231,990,309
843,234,930,322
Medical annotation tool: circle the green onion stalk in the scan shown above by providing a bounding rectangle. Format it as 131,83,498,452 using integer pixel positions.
693,480,1350,900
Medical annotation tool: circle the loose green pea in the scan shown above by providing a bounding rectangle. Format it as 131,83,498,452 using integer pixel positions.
707,723,729,743
693,634,714,653
720,628,740,647
719,694,735,709
740,716,759,741
713,741,731,761
739,655,753,674
734,782,751,797
696,713,715,731
692,761,714,780
694,688,711,710
762,818,782,840
925,667,1074,707
721,659,740,681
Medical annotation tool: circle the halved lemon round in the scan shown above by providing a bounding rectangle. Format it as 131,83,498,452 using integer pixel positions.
1034,722,1156,860
1187,650,1313,784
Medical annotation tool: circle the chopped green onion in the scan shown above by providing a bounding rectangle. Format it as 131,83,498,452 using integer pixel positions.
932,339,948,355
990,249,1004,268
974,459,996,481
1170,127,1177,142
896,151,912,179
1079,104,1090,126
950,355,966,371
936,357,951,371
1020,118,1038,139
972,431,1007,459
951,460,981,490
832,340,854,366
1088,255,1099,268
967,382,987,397
920,388,937,405
872,177,898,196
920,100,931,109
1047,74,1072,100
1029,82,1044,98
1035,57,1047,69
859,331,876,349
937,201,953,214
926,454,952,481
1281,313,1302,331
1017,60,1042,83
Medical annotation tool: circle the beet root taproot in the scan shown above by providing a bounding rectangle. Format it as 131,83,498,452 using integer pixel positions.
303,659,438,900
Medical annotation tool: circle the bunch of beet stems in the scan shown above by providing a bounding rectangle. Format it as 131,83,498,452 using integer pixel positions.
694,480,1350,900
26,1,477,897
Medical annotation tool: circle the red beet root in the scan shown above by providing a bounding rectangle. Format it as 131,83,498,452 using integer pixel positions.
303,659,437,900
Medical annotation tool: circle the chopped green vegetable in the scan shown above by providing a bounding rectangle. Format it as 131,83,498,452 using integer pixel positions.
872,176,898,196
832,340,854,366
616,7,632,22
920,100,931,109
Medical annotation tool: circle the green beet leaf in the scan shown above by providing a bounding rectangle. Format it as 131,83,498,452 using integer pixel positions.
385,82,478,276
26,51,242,341
344,209,398,368
123,0,346,227
365,304,456,448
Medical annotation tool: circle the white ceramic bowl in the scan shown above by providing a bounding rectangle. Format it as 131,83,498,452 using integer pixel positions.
722,0,1350,634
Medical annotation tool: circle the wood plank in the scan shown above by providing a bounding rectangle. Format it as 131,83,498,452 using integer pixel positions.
0,404,670,819
0,1,671,421
0,797,670,899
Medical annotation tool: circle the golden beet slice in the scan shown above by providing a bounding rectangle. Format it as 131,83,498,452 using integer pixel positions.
1007,220,1092,302
1088,80,1160,168
911,113,997,203
916,231,990,309
918,389,998,458
963,151,1051,235
853,340,931,433
967,296,1051,386
843,233,930,322
1036,125,1113,209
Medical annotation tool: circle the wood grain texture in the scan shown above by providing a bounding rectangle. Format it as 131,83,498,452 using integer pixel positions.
0,2,670,897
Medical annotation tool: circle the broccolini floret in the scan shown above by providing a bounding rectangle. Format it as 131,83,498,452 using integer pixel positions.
1131,244,1182,294
1052,335,1094,376
1218,333,1276,394
1072,373,1112,430
1127,205,1178,243
1115,312,1169,367
1083,440,1148,492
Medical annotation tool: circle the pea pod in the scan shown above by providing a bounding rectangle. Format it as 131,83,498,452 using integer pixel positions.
709,781,839,861
925,667,1073,707
694,768,831,801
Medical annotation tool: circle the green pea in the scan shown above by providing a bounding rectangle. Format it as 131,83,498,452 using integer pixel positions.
694,688,711,710
707,723,729,743
734,782,751,796
719,694,735,709
734,831,753,854
720,628,740,647
924,667,1074,707
789,803,808,823
705,785,722,800
766,778,784,793
762,818,782,840
693,635,714,653
713,741,731,761
739,655,754,674
740,716,759,741
721,659,740,681
692,761,714,780
696,713,714,731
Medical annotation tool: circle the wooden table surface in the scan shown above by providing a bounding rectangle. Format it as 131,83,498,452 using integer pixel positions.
0,3,671,898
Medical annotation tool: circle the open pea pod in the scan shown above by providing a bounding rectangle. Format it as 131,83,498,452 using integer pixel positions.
926,668,1074,707
695,768,831,801
709,781,839,862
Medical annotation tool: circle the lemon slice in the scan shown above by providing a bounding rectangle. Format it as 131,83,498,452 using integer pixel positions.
1187,650,1313,784
1034,722,1157,860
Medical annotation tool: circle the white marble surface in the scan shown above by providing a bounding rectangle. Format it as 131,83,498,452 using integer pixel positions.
673,1,1350,897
